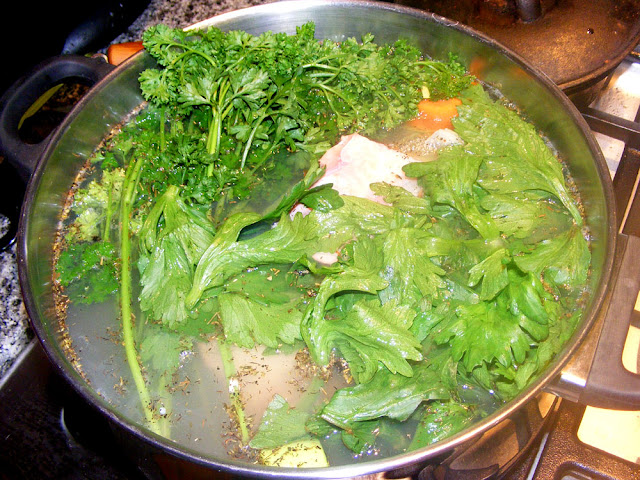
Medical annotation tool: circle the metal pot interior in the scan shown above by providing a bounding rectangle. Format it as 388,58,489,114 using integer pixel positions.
18,0,616,477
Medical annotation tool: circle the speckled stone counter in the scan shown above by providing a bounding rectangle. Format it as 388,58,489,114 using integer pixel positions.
0,241,30,378
110,0,274,43
0,0,272,378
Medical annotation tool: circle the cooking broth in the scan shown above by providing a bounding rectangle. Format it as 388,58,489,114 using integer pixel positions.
64,290,351,461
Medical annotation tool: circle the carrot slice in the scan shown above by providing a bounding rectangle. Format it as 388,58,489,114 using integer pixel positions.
409,97,462,131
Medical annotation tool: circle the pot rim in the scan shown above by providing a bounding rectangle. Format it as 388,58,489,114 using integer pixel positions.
16,1,617,477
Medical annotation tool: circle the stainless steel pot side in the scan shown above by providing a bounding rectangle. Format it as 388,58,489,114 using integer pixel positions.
12,1,640,478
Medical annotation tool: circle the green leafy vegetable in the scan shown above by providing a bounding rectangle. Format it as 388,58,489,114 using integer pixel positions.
321,363,450,429
404,148,499,239
458,84,582,225
313,298,423,384
137,185,216,326
302,237,389,366
432,299,532,374
56,241,118,304
218,292,303,349
409,401,477,449
249,394,313,449
186,211,312,309
69,168,125,242
480,191,573,240
512,224,590,288
467,247,509,300
379,226,446,306
140,327,193,373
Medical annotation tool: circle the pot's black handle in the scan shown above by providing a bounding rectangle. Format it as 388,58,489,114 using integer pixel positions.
578,233,640,409
0,54,114,251
0,55,115,182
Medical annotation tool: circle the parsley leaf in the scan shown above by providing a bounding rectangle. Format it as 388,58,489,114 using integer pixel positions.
140,22,474,174
56,241,118,304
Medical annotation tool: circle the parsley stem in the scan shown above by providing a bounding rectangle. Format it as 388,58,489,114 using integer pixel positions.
206,108,220,156
103,183,113,242
159,107,166,152
240,113,267,171
166,42,217,69
312,86,351,123
301,62,340,72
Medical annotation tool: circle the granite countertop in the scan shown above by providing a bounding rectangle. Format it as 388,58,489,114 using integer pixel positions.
110,0,273,43
0,0,272,379
0,241,28,378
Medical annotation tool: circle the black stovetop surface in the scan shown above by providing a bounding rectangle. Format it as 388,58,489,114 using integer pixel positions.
0,341,145,480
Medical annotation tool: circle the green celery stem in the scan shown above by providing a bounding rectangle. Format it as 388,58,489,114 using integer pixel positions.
218,340,250,445
119,156,160,434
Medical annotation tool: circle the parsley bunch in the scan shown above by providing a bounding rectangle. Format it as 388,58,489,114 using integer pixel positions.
139,22,472,173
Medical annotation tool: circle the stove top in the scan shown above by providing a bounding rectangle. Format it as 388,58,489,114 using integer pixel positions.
0,340,144,479
1,3,640,479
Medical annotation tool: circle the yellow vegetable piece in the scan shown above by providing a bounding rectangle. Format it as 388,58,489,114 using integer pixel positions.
259,439,329,468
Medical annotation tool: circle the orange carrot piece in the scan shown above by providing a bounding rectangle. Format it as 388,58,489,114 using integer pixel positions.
409,97,462,131
417,97,462,116
107,41,144,66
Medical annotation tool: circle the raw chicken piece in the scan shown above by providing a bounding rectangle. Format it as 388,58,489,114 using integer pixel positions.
292,129,461,216
313,133,423,204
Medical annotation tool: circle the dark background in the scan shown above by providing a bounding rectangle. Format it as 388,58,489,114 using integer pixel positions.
0,0,151,97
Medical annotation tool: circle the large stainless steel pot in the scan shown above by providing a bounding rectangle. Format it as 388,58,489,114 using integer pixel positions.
5,1,640,478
